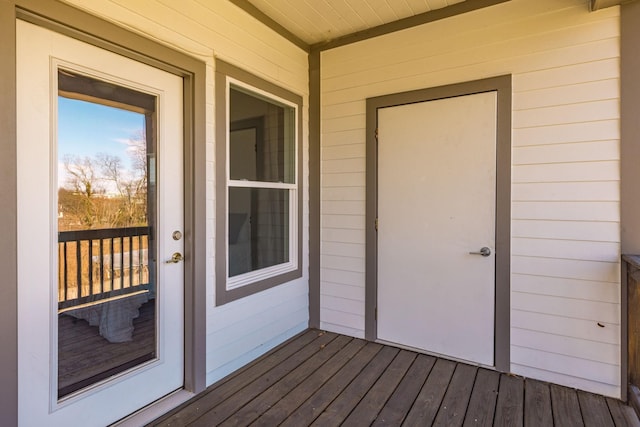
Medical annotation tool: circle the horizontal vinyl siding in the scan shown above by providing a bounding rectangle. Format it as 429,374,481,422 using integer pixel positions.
320,0,620,396
205,281,308,382
62,0,310,386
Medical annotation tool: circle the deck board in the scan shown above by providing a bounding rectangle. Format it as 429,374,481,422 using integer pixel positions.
149,329,639,427
524,379,553,427
433,363,477,427
280,342,382,426
403,358,456,426
190,332,338,427
463,368,500,427
161,329,322,426
494,374,524,427
579,390,615,427
608,397,640,427
372,354,435,426
220,334,352,426
342,349,416,426
250,338,366,426
310,346,399,426
551,383,585,427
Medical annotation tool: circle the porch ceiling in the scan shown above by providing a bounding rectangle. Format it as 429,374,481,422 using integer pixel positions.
243,0,468,45
231,0,625,50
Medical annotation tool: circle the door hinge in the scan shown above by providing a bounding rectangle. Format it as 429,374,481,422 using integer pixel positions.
375,218,378,231
375,128,379,140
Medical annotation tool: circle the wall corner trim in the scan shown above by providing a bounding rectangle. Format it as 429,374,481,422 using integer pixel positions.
620,0,640,402
308,50,321,329
0,1,18,425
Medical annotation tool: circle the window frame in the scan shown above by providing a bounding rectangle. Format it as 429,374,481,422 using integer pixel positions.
215,60,303,305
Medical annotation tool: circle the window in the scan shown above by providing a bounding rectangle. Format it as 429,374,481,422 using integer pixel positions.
216,61,303,304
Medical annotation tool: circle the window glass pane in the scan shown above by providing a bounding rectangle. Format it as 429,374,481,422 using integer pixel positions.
228,187,290,277
229,87,295,183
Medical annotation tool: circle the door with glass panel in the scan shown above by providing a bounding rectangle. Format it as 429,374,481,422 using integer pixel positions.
17,20,184,426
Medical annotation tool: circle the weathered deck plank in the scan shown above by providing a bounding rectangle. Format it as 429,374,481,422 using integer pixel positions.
189,332,338,427
219,334,352,426
524,379,553,427
579,390,615,427
280,342,382,426
250,338,366,426
147,330,639,427
152,329,322,426
372,354,435,426
490,373,524,426
342,349,416,426
310,346,399,426
608,397,640,427
433,363,477,427
551,384,585,427
403,357,456,426
463,368,500,427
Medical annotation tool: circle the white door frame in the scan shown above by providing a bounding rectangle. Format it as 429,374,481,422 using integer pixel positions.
364,76,512,372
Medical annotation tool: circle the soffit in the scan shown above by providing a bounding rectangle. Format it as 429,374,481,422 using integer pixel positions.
245,0,467,45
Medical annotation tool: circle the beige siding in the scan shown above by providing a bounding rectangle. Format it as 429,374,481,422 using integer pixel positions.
320,0,621,396
62,0,310,386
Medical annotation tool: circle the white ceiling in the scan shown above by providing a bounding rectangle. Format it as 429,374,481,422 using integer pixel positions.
246,0,468,45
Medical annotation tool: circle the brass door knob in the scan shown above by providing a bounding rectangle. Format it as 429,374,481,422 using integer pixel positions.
166,252,184,263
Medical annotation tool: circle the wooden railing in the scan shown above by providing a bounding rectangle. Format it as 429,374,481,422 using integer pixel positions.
625,255,640,414
58,226,152,311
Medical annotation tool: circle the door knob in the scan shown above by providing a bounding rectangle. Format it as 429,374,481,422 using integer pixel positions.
166,252,184,263
469,247,491,257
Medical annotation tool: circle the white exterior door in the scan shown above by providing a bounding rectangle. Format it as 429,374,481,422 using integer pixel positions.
17,20,184,425
377,92,497,366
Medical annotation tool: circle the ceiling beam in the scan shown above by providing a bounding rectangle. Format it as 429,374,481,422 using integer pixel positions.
591,0,623,10
311,0,510,52
227,0,309,52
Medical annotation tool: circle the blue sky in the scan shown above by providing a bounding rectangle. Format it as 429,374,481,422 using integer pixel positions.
57,96,145,165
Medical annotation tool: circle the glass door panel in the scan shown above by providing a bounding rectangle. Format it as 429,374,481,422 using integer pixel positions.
56,70,157,398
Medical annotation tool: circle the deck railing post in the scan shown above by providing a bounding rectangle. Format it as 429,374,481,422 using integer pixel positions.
624,255,640,415
63,241,68,301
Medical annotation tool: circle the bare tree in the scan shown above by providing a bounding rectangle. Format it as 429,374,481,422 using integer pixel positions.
59,132,148,230
62,155,105,228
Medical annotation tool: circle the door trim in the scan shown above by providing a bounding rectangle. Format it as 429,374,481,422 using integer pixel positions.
365,75,512,372
2,1,207,422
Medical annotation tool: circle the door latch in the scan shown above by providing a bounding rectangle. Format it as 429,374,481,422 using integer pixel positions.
166,252,184,263
469,247,491,257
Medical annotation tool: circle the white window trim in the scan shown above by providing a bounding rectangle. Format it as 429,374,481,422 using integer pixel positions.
225,77,299,291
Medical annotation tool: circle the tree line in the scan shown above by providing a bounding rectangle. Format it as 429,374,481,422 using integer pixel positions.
58,136,149,231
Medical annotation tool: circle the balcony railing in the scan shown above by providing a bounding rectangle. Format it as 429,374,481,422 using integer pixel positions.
58,226,152,311
624,254,640,415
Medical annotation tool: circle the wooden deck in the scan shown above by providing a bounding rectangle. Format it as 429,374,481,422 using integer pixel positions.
58,300,155,396
149,329,640,426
